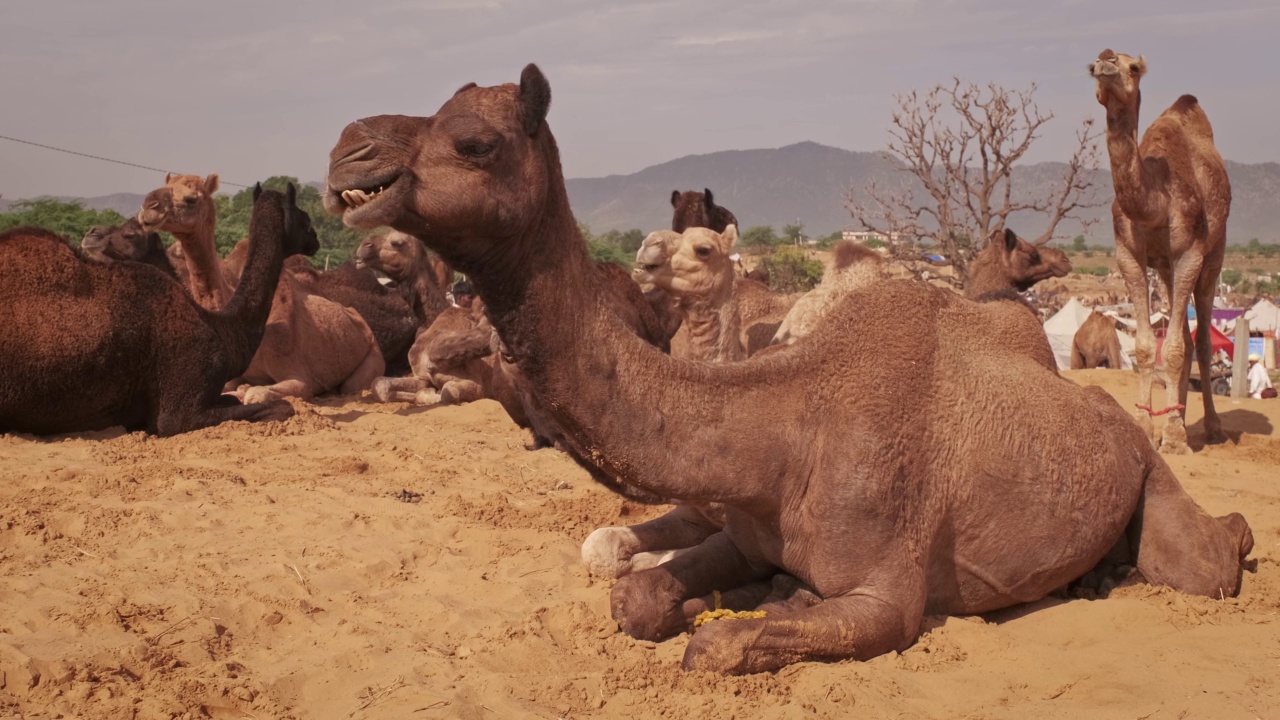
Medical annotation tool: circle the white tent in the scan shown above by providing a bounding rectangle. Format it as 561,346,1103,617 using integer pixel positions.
1042,297,1135,371
1245,299,1280,333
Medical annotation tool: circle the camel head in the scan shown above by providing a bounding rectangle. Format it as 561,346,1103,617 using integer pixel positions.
82,218,162,263
324,64,556,270
985,228,1072,292
355,230,424,280
1089,49,1146,111
254,182,320,258
671,188,738,234
636,225,738,299
139,173,219,235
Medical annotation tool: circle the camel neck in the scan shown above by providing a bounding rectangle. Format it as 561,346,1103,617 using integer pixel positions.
679,283,745,363
1104,100,1165,225
174,226,230,311
404,262,449,324
965,251,1008,298
472,148,786,506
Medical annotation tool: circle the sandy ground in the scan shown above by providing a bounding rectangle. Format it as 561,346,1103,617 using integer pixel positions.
1,370,1278,720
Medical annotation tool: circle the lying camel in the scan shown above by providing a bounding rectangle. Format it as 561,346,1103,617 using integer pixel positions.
1072,311,1124,369
354,230,450,325
0,185,310,435
141,180,386,403
82,218,180,279
772,241,886,346
370,300,494,405
324,64,1253,675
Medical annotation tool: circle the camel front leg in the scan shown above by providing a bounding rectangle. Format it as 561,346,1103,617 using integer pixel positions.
610,531,773,642
1115,231,1158,443
1157,251,1200,454
682,587,924,674
582,504,723,578
243,378,312,405
370,376,429,403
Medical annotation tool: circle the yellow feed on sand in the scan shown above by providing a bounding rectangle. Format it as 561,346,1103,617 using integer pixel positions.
693,590,768,628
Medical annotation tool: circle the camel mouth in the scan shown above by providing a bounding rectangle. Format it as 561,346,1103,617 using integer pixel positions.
326,171,408,230
1090,60,1119,79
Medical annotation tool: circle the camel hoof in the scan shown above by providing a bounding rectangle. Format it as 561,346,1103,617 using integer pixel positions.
243,386,281,406
1158,440,1192,456
413,389,442,406
610,571,687,642
251,399,296,423
1204,428,1229,446
581,527,633,578
681,620,760,675
370,377,396,403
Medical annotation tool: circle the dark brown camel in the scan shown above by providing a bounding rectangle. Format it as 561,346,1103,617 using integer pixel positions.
82,218,179,279
323,64,1251,674
0,185,314,436
355,230,451,326
671,189,738,234
1072,311,1124,369
966,228,1072,299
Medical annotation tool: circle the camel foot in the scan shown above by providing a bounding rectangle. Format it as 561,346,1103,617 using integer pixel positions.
245,399,296,423
1218,513,1255,560
1158,439,1192,456
242,386,282,406
1203,423,1229,446
581,526,637,578
414,389,442,406
611,570,690,642
371,377,396,403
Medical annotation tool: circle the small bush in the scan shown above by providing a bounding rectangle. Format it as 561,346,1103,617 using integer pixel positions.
1075,266,1110,277
759,245,825,293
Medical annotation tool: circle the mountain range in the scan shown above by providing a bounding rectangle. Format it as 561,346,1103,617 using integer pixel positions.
5,142,1278,243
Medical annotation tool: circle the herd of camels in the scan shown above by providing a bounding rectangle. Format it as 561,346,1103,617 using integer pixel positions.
0,50,1254,674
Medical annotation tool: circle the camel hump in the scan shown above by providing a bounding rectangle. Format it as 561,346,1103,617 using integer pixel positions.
833,241,881,271
1170,94,1199,113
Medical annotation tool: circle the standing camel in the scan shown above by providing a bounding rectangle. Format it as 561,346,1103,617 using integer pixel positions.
1089,50,1229,453
323,64,1251,674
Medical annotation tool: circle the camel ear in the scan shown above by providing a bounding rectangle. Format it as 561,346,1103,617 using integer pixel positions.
720,225,738,252
253,183,263,202
164,172,174,185
1001,227,1018,253
518,63,551,136
703,188,715,208
670,190,681,207
204,173,220,195
286,182,297,205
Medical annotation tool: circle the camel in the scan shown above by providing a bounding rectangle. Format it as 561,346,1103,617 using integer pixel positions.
0,185,310,436
671,188,738,234
355,230,450,325
1089,49,1230,453
138,173,233,311
636,227,745,363
1072,312,1124,370
773,241,886,346
323,64,1252,674
81,219,179,279
966,228,1072,300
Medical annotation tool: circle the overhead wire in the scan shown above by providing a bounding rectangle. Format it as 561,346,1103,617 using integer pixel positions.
0,134,251,188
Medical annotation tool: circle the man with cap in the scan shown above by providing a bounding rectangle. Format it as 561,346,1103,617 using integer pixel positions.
1248,353,1274,399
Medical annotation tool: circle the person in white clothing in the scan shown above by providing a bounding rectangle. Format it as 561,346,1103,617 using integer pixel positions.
1248,353,1274,399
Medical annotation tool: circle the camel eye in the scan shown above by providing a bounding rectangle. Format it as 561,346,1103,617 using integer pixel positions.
458,140,494,158
695,246,712,259
1129,63,1141,74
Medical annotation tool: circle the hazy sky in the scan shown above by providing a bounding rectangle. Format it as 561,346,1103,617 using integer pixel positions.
2,0,1277,198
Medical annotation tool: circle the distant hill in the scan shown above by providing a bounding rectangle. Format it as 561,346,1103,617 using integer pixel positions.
565,141,1280,244
6,145,1279,243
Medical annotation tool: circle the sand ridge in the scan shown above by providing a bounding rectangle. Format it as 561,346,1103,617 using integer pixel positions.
1,370,1277,719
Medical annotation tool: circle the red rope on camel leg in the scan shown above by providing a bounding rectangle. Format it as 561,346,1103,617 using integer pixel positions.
1134,403,1186,417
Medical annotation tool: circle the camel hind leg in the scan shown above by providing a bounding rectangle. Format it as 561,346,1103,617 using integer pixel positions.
1194,263,1227,444
1128,459,1252,598
340,345,386,396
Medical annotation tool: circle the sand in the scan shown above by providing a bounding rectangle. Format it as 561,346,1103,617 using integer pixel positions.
1,370,1278,719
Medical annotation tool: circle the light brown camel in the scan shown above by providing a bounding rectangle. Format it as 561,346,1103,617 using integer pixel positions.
966,228,1072,300
1072,311,1124,369
324,64,1252,674
1089,49,1230,453
773,241,886,346
354,230,451,325
1,185,311,436
138,173,233,311
635,227,745,363
370,299,496,405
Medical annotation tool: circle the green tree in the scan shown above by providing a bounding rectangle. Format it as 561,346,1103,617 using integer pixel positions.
1072,235,1087,253
596,228,645,256
577,221,631,267
781,222,805,245
739,225,782,249
0,199,126,243
1220,269,1243,286
213,176,363,267
759,245,825,293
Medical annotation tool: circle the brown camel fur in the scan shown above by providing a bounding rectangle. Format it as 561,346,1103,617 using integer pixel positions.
1089,49,1230,453
165,242,194,289
355,230,450,325
323,65,1252,674
82,219,179,279
671,188,738,234
1072,311,1125,369
773,242,886,346
966,228,1072,300
138,173,233,311
0,185,312,436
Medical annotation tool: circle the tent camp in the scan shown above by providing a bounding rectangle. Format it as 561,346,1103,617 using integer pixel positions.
1042,298,1136,371
1245,299,1280,333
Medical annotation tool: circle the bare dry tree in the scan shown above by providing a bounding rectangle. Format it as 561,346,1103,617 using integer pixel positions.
847,78,1103,287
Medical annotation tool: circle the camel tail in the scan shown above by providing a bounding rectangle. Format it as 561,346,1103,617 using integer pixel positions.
204,191,288,377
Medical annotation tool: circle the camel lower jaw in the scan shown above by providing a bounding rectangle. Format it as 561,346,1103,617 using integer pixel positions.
335,176,409,230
